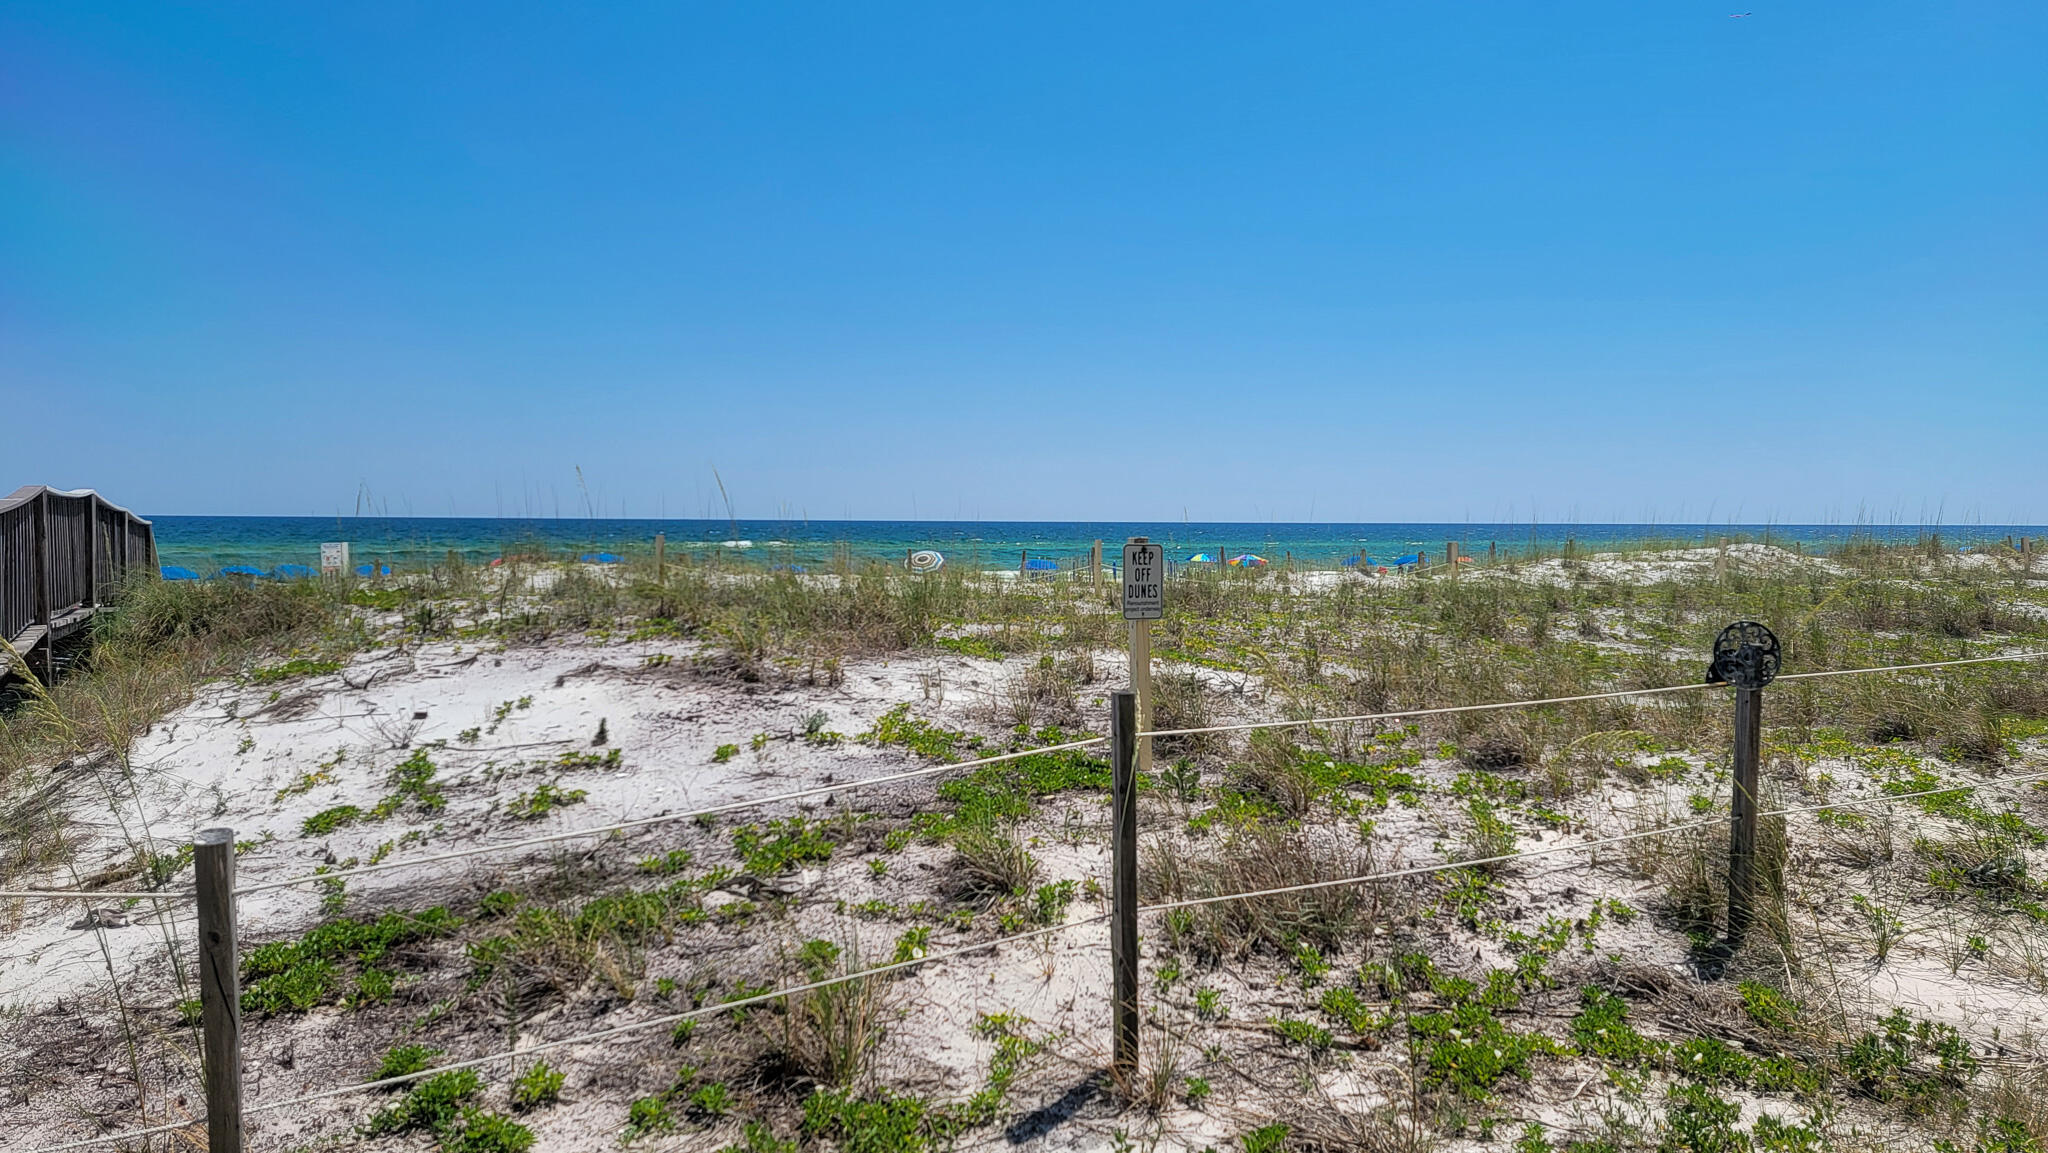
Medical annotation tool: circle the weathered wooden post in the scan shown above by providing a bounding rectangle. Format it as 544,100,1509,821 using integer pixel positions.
654,532,666,583
196,828,244,1152
1707,622,1780,947
1109,690,1139,1080
1091,539,1103,591
1446,541,1459,576
31,489,51,683
1488,540,1497,564
86,497,100,608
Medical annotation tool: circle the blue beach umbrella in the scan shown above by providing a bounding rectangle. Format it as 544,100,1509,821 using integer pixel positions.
355,563,392,577
1392,554,1420,567
218,565,266,579
579,552,623,564
1187,552,1219,564
1229,554,1267,567
1023,558,1059,571
160,565,200,581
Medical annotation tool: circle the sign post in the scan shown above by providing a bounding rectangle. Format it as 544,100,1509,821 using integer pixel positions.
1109,690,1139,1082
320,542,350,576
1123,538,1162,779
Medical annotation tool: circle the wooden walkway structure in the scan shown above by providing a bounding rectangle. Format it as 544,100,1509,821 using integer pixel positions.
1,486,156,682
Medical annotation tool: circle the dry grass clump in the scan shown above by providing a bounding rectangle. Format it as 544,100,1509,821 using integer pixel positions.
1976,1066,2048,1151
1150,670,1221,758
1818,808,1898,869
760,939,888,1090
1278,1087,1424,1153
1111,1029,1185,1113
1232,732,1319,818
1143,826,1382,959
1626,817,1723,936
952,830,1040,902
989,657,1081,729
1624,801,1789,950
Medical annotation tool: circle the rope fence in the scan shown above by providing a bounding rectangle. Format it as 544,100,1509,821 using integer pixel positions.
15,641,2048,1151
9,650,2041,906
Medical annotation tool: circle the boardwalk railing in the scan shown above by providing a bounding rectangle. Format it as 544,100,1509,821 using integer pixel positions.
0,485,156,681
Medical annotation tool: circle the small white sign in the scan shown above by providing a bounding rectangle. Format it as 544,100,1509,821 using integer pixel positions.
320,542,350,573
1122,541,1163,620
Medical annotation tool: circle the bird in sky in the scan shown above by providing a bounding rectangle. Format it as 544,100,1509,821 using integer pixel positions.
1730,11,1752,16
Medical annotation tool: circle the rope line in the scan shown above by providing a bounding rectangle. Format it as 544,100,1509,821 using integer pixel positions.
245,913,1109,1114
1138,649,2048,740
1140,762,2048,915
1140,816,1728,914
1753,765,2048,822
1140,680,1716,740
23,1114,205,1153
1771,651,2048,681
237,736,1108,895
0,890,193,901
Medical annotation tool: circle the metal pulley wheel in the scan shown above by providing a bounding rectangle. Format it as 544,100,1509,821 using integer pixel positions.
1707,620,1781,689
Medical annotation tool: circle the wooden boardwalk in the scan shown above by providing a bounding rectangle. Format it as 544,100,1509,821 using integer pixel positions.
1,486,156,682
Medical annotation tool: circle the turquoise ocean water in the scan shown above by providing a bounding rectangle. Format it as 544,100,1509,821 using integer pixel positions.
147,518,2047,575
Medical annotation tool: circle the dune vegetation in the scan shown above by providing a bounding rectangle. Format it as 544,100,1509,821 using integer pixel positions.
4,536,2047,1152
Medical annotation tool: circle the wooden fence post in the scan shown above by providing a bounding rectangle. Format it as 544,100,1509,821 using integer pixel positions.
1707,621,1779,951
1092,539,1102,591
1726,685,1764,945
86,498,99,608
654,533,666,584
1110,690,1139,1081
31,490,50,683
196,828,244,1152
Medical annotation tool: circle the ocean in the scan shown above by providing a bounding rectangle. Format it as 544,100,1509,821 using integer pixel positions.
145,517,2047,575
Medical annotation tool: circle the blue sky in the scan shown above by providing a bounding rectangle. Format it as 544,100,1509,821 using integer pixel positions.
4,3,2042,523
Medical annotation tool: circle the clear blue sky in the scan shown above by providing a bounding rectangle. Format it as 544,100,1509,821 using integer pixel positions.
5,3,2042,524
